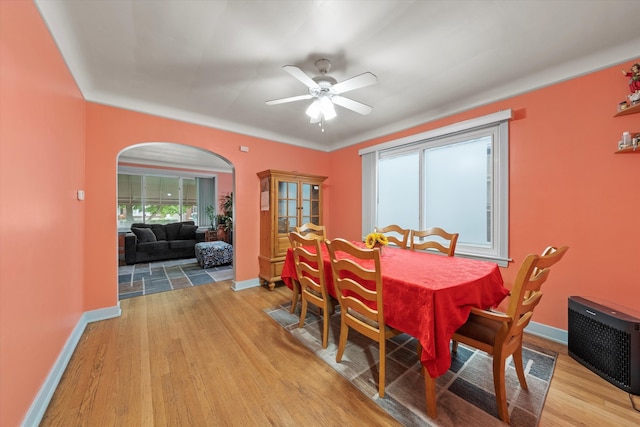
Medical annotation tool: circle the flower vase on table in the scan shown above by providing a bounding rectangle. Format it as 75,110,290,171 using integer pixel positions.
365,232,389,255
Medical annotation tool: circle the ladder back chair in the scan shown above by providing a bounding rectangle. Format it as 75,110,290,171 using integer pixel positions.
289,231,332,348
325,238,403,397
374,224,410,248
288,231,322,314
445,245,569,424
295,222,326,240
409,227,459,256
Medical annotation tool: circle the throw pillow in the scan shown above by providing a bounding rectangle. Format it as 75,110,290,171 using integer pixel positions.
131,227,157,243
150,224,167,241
177,224,198,240
164,222,182,241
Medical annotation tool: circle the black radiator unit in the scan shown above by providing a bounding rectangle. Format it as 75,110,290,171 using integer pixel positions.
568,296,640,395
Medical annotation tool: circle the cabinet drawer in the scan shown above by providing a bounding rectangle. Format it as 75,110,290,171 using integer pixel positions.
276,235,291,256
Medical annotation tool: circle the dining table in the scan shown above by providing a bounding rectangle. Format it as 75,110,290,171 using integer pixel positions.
280,241,509,380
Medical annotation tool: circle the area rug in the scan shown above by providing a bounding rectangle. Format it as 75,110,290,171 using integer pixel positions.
265,302,557,427
118,258,233,300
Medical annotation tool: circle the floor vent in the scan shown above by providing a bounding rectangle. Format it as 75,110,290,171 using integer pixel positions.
568,296,640,395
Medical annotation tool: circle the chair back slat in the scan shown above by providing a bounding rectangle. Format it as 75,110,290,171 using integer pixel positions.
502,246,569,342
374,224,410,248
289,232,326,300
295,223,326,240
409,227,459,256
326,238,384,337
289,231,331,348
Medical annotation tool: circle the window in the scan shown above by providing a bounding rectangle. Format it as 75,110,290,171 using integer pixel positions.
361,110,511,265
117,173,208,230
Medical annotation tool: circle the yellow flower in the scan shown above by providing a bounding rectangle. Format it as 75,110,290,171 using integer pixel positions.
365,232,389,249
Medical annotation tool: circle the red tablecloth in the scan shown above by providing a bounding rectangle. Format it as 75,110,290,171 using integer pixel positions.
281,243,508,377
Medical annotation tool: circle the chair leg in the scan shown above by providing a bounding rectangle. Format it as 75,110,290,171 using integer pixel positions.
290,280,300,314
451,340,459,353
298,296,308,328
378,338,386,397
336,316,348,362
321,302,329,349
513,346,528,390
493,354,510,424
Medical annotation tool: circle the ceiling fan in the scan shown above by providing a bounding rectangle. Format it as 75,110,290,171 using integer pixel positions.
266,58,377,126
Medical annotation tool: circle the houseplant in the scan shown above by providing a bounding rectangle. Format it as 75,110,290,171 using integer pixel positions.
205,205,216,230
217,192,233,243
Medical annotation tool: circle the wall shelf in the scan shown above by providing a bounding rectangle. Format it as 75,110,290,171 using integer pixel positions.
614,145,639,154
613,101,639,153
614,130,639,154
614,102,640,117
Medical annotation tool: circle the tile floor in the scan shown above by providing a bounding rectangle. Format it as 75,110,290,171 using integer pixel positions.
118,257,233,300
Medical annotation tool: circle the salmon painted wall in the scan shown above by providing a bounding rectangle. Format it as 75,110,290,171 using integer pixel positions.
84,104,332,310
328,60,640,330
0,2,85,426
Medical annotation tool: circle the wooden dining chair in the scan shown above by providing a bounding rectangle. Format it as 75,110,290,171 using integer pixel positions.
446,245,569,424
295,222,326,240
374,224,410,248
325,238,403,398
289,231,332,348
409,227,459,256
287,231,318,314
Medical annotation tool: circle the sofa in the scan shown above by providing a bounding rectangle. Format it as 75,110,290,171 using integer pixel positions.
124,221,205,265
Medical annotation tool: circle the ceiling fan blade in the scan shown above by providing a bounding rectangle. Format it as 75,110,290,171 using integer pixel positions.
265,94,313,105
332,72,377,94
283,65,320,89
332,95,373,115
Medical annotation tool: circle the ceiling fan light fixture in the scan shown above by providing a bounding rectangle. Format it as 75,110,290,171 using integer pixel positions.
269,59,377,127
319,96,336,120
305,99,320,120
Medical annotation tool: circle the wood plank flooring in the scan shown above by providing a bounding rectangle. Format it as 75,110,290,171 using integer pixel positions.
41,282,640,426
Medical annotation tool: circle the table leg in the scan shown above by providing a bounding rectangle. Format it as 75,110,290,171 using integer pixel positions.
423,366,437,418
417,342,438,418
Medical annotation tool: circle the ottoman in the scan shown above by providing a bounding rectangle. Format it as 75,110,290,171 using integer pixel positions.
195,241,233,268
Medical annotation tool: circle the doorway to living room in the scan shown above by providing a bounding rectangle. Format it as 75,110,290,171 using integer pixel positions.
116,142,234,299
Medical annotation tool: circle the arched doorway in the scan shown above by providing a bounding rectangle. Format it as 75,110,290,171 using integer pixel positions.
116,142,234,299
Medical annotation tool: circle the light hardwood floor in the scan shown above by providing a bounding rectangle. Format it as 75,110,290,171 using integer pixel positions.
41,282,640,426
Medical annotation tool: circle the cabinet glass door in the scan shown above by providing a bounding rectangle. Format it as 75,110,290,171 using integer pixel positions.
277,180,298,233
301,182,321,225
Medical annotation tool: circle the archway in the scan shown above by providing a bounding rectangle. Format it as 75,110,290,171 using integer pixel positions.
116,142,234,299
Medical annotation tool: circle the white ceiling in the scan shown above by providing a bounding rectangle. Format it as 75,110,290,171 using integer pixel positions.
36,0,640,158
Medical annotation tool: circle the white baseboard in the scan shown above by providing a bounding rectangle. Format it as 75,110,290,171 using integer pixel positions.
525,320,568,345
21,303,121,427
231,278,261,291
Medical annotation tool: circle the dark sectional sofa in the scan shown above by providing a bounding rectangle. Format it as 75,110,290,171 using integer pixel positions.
124,221,205,265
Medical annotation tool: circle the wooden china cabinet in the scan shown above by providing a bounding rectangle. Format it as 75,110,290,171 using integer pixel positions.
257,169,327,290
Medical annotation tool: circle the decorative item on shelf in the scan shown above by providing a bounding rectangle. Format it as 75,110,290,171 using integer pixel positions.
622,63,640,95
618,100,630,112
365,232,389,255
